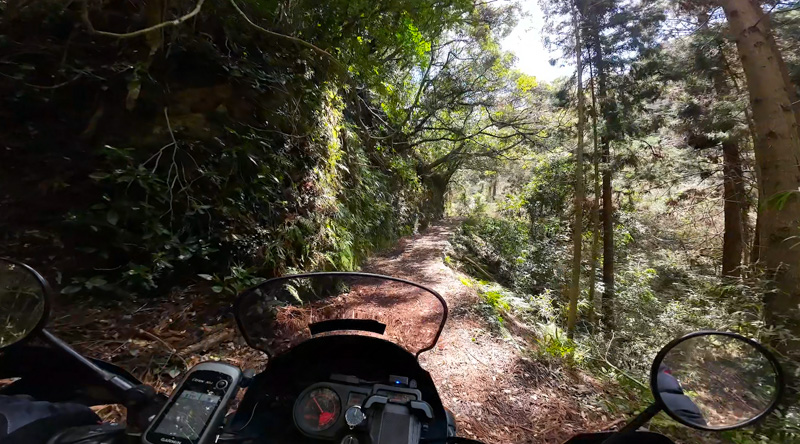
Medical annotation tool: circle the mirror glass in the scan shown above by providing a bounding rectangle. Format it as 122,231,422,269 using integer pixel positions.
0,260,47,348
654,333,778,429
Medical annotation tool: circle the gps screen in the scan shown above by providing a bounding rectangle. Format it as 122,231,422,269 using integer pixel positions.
153,390,221,440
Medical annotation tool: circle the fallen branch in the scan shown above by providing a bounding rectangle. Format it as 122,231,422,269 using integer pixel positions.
499,309,538,344
594,334,649,390
81,0,206,39
598,417,628,432
138,328,176,352
465,349,489,367
460,255,495,280
138,328,189,368
180,328,235,355
27,74,83,89
587,356,648,391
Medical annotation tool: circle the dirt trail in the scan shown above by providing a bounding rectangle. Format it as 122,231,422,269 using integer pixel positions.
50,221,608,442
363,221,606,443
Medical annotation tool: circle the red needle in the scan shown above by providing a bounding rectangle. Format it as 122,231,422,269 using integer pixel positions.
312,396,324,413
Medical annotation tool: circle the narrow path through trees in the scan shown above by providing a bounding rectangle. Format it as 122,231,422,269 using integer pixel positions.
364,221,607,443
50,221,611,443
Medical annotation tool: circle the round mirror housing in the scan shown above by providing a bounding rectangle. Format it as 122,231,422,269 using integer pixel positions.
0,258,50,349
650,331,783,431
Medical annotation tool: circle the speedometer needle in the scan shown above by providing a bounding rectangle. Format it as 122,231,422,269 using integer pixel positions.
312,396,324,413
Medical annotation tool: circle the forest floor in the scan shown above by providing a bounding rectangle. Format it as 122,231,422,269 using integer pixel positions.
51,220,614,443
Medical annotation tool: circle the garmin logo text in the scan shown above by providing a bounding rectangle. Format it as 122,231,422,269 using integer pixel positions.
159,437,182,444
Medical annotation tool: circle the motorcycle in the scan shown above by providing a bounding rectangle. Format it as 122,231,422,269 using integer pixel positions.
0,258,785,444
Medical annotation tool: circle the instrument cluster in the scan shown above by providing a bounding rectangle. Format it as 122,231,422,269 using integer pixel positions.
293,376,422,440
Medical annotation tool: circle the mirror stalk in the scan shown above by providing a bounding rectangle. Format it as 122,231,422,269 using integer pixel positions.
602,403,661,444
40,328,134,398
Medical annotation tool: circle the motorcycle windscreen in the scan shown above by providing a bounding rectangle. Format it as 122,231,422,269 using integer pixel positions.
233,273,447,357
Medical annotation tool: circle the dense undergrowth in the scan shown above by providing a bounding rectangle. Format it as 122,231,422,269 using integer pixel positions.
447,160,800,443
0,0,461,297
450,215,799,442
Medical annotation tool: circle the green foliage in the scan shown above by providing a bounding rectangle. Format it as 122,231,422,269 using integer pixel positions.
460,216,529,261
198,266,266,297
449,138,798,440
0,0,456,297
1,0,543,298
66,96,426,296
506,154,574,223
461,273,578,360
482,289,511,312
535,322,576,359
451,209,569,302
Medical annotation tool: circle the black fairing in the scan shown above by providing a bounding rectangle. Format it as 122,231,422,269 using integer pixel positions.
228,335,449,443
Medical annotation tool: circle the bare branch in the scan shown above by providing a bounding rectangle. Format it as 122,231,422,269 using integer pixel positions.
399,49,437,130
227,0,344,71
82,0,206,39
771,1,800,15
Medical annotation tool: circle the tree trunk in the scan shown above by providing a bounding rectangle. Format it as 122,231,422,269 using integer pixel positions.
750,116,763,267
587,20,615,333
719,0,800,364
762,16,800,138
588,63,601,327
426,173,450,220
750,206,761,264
144,0,166,55
601,139,614,333
720,46,760,268
705,18,748,277
725,59,762,268
722,140,746,276
421,152,461,222
567,4,586,339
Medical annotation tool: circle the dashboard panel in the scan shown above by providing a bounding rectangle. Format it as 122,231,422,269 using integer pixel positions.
227,335,450,443
293,379,422,440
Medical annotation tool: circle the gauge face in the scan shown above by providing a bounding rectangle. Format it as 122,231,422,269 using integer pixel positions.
295,387,342,433
344,405,366,427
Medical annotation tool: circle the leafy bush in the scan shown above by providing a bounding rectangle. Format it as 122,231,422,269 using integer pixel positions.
0,8,431,297
450,207,799,441
451,215,567,294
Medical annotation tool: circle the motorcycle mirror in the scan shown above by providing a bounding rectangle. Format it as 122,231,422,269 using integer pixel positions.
650,331,784,431
0,258,50,349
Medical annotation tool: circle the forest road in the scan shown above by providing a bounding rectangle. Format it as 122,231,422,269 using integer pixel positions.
50,220,607,442
362,220,604,444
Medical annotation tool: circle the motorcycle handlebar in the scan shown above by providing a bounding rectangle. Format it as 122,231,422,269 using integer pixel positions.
40,329,135,397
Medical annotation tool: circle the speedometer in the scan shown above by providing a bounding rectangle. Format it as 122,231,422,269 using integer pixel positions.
294,387,342,433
